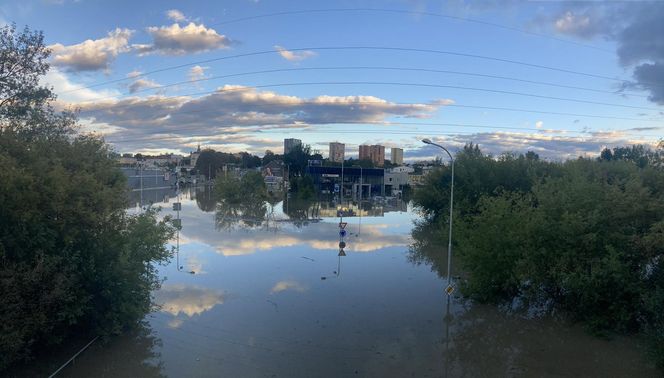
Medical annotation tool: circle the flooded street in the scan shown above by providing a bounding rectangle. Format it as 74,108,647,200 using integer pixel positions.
59,187,657,377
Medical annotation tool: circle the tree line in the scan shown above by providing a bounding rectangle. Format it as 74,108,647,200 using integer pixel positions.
411,143,664,369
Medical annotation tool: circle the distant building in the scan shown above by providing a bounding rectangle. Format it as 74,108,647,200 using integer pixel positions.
391,148,404,165
262,160,285,192
261,159,284,178
391,166,414,174
359,144,385,167
118,156,137,166
284,138,302,154
329,142,345,163
384,167,410,196
359,145,371,161
306,165,385,198
190,144,201,168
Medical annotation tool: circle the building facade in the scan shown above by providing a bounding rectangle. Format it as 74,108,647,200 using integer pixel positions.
384,168,410,196
190,144,201,168
359,145,371,161
284,138,302,154
359,144,385,167
329,142,345,163
391,148,403,165
306,166,385,198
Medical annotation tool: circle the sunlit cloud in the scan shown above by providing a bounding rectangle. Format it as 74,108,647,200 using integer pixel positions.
67,85,446,153
188,65,209,82
49,28,134,72
274,45,317,62
410,131,660,161
128,78,161,93
166,9,188,23
178,213,412,257
134,22,231,56
154,284,225,317
270,280,308,294
42,68,120,103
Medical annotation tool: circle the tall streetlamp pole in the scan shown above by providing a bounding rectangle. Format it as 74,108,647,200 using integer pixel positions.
422,139,455,291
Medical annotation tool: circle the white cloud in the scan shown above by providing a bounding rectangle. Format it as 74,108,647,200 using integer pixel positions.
74,85,445,152
274,45,317,62
42,68,120,103
188,65,209,81
128,78,161,93
535,121,543,129
554,11,592,37
413,131,660,161
154,284,225,317
49,28,133,72
134,22,231,56
177,214,412,256
270,280,308,294
166,9,187,22
126,70,142,78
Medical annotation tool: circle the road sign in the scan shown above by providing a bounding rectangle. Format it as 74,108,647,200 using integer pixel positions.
339,229,347,237
334,183,340,193
172,202,181,211
338,222,347,229
338,241,346,249
445,284,455,296
172,219,182,230
338,249,346,257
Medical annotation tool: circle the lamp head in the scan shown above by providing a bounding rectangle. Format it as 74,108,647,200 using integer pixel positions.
422,138,433,145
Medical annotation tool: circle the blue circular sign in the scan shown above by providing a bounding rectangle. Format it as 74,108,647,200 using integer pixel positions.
339,229,347,237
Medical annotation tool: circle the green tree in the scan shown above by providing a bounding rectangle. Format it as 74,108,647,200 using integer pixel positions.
194,149,238,179
262,149,281,166
411,146,664,368
290,175,316,200
284,143,313,178
0,24,173,370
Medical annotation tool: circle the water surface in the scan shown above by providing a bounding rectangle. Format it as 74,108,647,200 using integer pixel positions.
59,187,657,377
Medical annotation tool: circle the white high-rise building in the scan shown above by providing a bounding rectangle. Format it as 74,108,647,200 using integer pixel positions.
329,142,345,163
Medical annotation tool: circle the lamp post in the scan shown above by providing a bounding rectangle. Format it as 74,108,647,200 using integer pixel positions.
422,138,455,292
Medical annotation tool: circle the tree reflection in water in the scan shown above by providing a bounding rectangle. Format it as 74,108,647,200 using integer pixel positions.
43,321,165,378
408,218,450,279
194,186,216,213
215,200,268,231
282,196,319,228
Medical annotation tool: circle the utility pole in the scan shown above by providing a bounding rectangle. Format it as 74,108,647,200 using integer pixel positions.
340,159,344,204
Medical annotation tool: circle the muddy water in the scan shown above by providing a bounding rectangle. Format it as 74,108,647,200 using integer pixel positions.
56,187,657,377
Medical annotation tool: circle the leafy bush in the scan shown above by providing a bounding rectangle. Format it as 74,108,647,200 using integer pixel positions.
412,145,664,368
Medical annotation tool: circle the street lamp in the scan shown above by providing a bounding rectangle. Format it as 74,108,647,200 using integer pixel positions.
422,138,455,293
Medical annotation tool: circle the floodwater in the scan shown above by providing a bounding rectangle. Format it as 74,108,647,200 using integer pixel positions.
56,187,657,377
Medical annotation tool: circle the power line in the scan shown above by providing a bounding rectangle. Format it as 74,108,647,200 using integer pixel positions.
211,8,612,53
59,46,637,95
76,81,662,117
74,66,647,105
103,119,660,144
73,93,662,125
446,104,663,123
104,126,661,146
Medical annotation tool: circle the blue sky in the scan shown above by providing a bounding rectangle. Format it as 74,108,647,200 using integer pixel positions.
2,0,662,160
